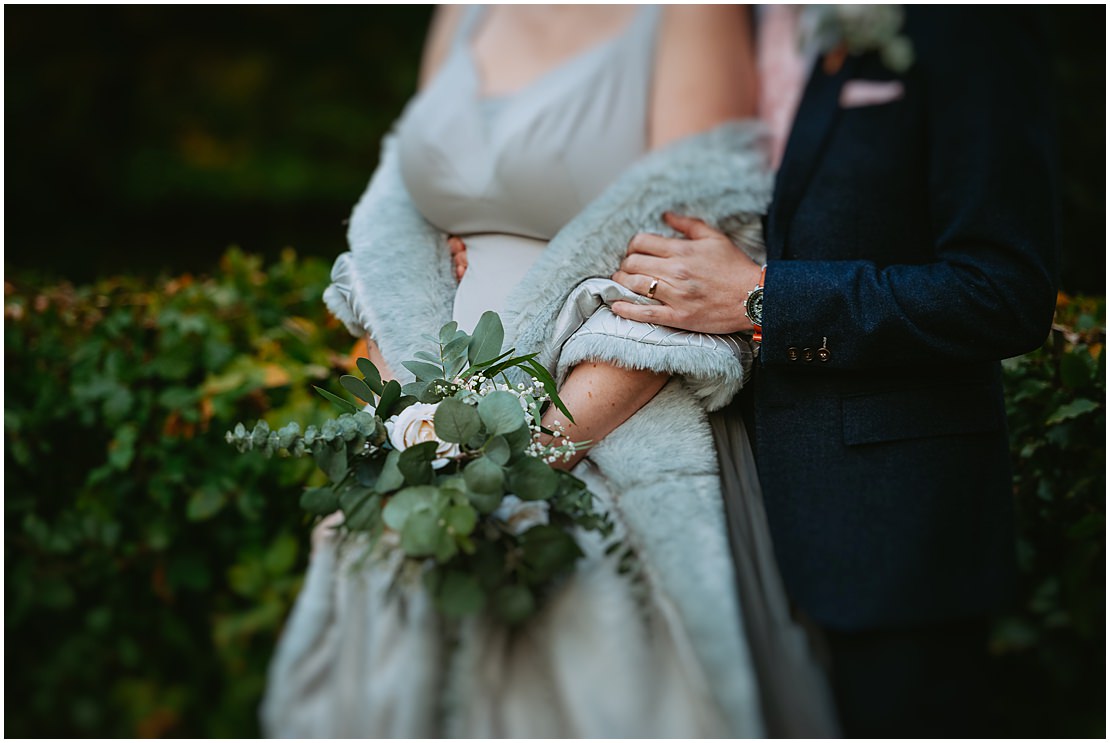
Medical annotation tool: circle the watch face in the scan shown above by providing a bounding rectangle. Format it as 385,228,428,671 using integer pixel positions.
745,287,764,325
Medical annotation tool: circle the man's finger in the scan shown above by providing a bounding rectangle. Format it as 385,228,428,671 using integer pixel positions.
617,252,671,280
663,212,719,240
612,270,671,302
610,299,675,326
627,231,683,258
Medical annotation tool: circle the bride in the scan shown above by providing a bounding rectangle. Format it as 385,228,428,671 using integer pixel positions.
261,5,836,737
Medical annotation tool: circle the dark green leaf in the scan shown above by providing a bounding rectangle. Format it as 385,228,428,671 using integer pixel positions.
186,487,226,521
314,440,348,483
478,391,526,435
445,504,478,537
376,449,405,492
520,525,583,581
492,584,535,624
376,379,402,418
434,571,485,617
468,311,505,366
313,385,361,415
464,455,504,494
439,320,460,344
508,456,558,501
382,485,438,530
300,486,340,515
340,374,376,404
402,360,445,382
400,509,443,557
484,435,511,465
356,357,384,395
434,398,482,443
1045,398,1100,425
398,441,438,485
524,359,574,424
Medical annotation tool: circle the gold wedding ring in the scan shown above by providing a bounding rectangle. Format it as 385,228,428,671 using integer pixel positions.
647,278,659,299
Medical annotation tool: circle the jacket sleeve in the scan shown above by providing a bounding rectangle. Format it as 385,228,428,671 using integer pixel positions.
322,131,456,379
761,9,1059,371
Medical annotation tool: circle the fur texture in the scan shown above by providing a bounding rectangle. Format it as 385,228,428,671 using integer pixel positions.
322,121,775,735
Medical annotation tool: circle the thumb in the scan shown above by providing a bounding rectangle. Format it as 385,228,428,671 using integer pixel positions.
663,212,716,240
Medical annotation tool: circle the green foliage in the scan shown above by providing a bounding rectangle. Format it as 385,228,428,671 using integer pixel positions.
993,294,1105,738
6,252,1104,738
4,248,352,737
227,312,611,628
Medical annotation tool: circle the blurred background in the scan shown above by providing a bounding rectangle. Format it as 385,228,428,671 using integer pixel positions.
5,5,1105,738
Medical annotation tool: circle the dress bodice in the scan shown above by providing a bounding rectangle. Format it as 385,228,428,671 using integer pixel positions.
397,5,661,240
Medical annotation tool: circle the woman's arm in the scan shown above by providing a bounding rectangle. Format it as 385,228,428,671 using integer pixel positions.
360,5,468,380
548,6,758,468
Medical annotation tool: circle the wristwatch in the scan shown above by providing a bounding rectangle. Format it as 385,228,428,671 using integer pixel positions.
744,265,766,343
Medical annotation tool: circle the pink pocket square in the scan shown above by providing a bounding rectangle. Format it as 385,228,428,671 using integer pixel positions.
839,80,905,108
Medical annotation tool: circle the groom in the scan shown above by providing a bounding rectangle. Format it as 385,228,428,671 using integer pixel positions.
611,6,1058,737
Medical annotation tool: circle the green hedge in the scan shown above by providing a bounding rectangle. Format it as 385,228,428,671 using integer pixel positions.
4,253,1105,736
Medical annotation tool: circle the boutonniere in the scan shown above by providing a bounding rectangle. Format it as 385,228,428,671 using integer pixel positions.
799,5,915,75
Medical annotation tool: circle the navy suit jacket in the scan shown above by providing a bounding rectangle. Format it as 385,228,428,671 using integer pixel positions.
751,7,1058,631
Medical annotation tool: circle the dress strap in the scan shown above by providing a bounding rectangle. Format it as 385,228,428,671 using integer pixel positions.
451,5,488,50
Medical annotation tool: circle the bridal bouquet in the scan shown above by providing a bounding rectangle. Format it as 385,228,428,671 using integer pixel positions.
227,311,614,624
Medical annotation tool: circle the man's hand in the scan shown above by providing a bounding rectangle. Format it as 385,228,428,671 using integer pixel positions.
610,212,763,334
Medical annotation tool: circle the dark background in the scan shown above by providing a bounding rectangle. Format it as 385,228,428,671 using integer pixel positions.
4,5,1105,292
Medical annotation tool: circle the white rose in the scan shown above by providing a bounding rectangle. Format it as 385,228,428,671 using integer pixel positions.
386,402,460,469
492,495,550,535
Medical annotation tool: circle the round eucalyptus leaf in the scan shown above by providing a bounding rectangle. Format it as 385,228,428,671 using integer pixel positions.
299,487,340,515
445,504,478,537
484,435,511,465
508,456,558,501
493,584,536,625
400,508,443,557
434,398,482,444
464,455,504,494
434,571,486,617
478,391,526,436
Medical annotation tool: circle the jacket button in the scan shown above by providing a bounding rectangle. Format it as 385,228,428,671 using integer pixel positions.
802,348,814,362
786,347,799,361
817,347,831,362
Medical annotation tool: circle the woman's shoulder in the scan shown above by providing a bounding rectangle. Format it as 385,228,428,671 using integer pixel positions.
418,5,469,90
650,5,757,148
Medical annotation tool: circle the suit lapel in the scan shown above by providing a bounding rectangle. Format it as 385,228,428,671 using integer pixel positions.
767,55,860,259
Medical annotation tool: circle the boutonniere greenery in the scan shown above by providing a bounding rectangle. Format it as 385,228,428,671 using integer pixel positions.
800,5,915,75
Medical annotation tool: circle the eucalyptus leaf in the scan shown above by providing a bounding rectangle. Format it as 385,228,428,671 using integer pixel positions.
503,424,533,458
484,435,511,465
402,360,445,382
398,441,438,485
1046,398,1100,426
344,493,383,533
508,455,558,501
464,455,504,494
314,440,348,483
313,385,360,415
434,571,485,617
356,357,384,395
401,508,444,557
478,391,526,435
382,485,439,530
376,449,405,492
439,320,460,345
402,380,431,399
520,525,583,581
394,394,419,417
413,350,441,363
377,380,402,419
466,488,503,514
434,398,482,443
299,486,340,515
445,504,478,537
493,584,535,625
340,375,376,404
468,311,505,366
